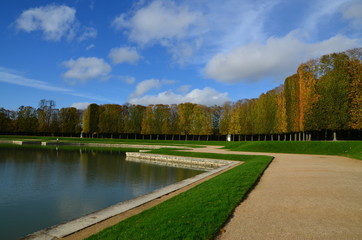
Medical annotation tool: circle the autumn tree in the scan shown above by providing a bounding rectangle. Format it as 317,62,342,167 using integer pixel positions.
316,53,351,140
228,101,242,141
60,107,81,134
38,99,56,133
82,103,99,137
210,105,222,135
16,106,38,133
219,102,231,136
284,74,300,138
169,104,179,140
190,104,212,140
125,105,145,138
98,104,123,135
178,103,195,140
274,86,287,140
347,50,362,130
0,108,14,133
141,105,154,138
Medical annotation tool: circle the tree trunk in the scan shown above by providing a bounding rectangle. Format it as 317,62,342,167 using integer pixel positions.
207,135,209,141
251,135,253,141
271,135,274,141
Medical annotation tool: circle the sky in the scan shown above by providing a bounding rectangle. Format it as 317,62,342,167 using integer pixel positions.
0,0,361,110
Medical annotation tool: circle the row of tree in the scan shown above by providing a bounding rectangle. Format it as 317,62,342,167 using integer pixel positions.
1,49,361,140
0,99,82,136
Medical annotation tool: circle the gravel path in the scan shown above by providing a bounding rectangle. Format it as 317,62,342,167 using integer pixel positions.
184,146,362,240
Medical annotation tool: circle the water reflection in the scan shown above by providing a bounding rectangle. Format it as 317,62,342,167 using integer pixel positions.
0,145,203,240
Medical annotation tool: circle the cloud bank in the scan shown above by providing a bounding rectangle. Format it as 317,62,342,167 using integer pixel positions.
204,33,361,83
128,87,230,106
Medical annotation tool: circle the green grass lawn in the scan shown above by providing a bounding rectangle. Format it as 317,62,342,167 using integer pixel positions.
86,151,272,240
223,141,362,160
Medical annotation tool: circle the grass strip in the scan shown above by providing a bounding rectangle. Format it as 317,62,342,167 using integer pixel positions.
0,143,142,153
223,141,362,160
0,135,206,147
87,151,272,240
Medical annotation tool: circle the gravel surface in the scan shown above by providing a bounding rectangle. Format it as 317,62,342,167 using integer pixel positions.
186,146,362,240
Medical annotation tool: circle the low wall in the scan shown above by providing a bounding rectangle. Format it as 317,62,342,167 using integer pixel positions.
126,152,229,169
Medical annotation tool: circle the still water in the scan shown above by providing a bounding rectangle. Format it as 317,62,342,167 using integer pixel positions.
0,145,203,239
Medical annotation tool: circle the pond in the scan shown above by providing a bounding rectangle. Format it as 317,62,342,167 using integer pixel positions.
0,145,204,239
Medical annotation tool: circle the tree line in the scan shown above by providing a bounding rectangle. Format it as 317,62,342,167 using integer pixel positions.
0,48,361,140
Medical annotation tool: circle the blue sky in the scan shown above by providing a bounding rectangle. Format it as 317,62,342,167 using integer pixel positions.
1,0,361,110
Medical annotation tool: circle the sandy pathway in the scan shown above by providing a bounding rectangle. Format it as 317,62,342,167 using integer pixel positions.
185,146,362,240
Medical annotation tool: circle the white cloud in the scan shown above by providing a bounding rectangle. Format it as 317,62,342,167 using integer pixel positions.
108,47,142,64
130,79,177,98
130,79,162,98
128,87,230,106
112,0,201,46
177,85,191,93
204,32,361,83
70,102,91,110
63,57,111,83
341,0,362,28
15,4,77,41
78,27,97,42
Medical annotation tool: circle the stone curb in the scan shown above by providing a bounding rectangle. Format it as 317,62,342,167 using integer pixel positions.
126,152,228,168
